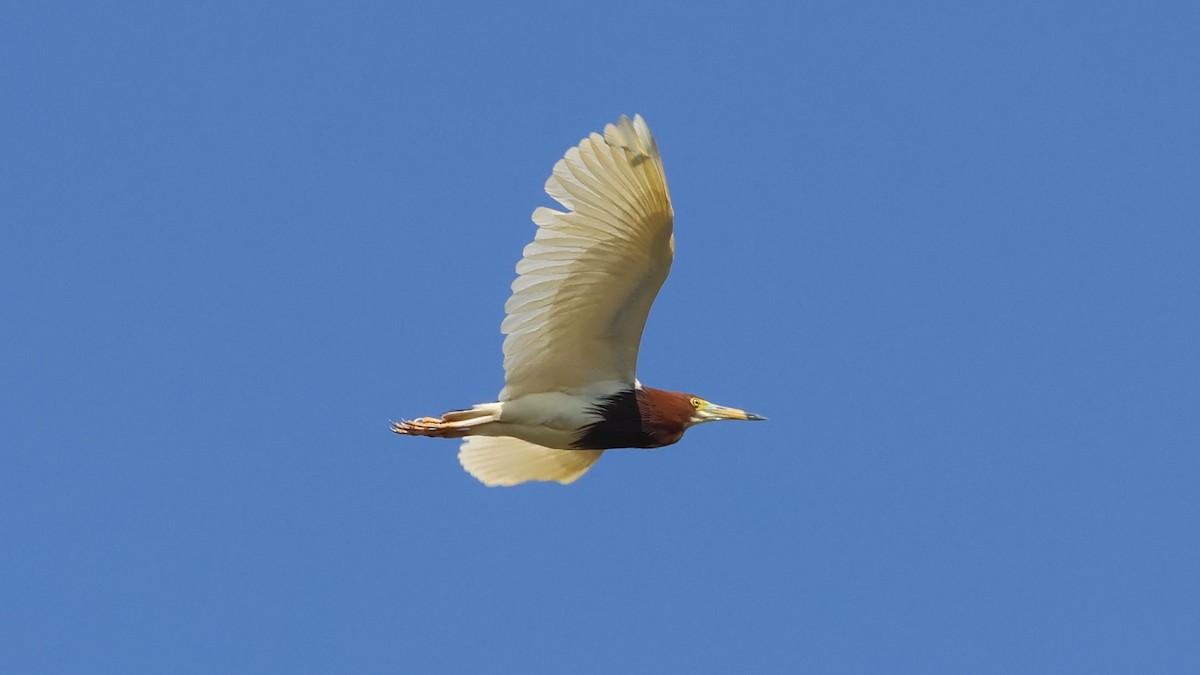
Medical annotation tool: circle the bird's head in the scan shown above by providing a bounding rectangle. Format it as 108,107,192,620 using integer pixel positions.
633,387,766,448
683,395,766,427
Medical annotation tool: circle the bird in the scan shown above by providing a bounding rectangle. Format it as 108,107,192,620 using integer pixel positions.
391,114,764,486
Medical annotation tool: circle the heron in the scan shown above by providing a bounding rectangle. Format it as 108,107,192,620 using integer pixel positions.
392,114,764,486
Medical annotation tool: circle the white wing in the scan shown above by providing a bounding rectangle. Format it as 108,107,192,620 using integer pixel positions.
459,436,604,486
499,115,674,400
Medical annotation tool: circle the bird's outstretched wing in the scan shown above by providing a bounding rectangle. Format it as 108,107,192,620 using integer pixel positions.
500,115,674,400
459,436,604,486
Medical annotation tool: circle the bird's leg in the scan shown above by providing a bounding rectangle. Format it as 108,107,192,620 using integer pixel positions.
391,403,501,439
390,414,492,439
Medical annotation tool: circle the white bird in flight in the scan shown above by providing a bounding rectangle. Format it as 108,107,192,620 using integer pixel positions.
392,115,763,486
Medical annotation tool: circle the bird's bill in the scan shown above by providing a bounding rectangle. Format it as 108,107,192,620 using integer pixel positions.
701,403,766,422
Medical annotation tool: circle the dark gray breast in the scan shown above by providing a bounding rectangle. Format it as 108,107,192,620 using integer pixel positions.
572,390,657,450
573,389,688,450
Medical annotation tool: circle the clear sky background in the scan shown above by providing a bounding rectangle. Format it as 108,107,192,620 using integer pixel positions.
3,2,1198,673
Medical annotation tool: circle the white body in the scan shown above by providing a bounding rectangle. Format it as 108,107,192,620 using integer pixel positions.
474,381,626,449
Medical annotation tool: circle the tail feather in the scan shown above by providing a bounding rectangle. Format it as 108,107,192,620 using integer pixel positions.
459,436,603,487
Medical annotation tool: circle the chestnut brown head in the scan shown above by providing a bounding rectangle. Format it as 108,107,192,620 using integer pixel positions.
637,387,765,447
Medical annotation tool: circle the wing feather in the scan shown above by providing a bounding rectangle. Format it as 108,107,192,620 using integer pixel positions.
459,437,603,486
500,115,673,400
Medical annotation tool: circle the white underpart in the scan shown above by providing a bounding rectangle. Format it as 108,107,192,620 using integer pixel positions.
457,115,674,486
479,383,621,448
456,385,625,486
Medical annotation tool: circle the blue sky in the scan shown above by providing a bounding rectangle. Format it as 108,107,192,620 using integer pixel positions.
3,1,1198,672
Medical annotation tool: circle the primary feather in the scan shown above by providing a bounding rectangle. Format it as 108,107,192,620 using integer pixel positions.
498,115,674,401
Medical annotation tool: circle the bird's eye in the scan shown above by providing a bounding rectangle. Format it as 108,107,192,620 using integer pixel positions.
690,398,703,409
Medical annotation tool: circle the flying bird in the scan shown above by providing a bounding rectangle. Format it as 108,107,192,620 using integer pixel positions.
392,114,764,486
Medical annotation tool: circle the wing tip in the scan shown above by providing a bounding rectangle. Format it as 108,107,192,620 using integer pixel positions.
603,113,657,161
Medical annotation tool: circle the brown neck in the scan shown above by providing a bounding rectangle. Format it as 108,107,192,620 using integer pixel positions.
572,386,696,450
637,387,694,447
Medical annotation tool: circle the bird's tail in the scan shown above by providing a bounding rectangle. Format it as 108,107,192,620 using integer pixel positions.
390,403,501,439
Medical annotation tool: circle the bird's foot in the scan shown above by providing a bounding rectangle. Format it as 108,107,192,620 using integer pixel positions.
390,416,471,438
